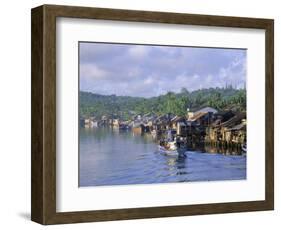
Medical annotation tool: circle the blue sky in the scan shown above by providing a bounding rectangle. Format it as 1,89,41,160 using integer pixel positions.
79,42,246,98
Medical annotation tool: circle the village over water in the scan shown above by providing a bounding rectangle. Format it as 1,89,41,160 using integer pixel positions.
78,44,247,186
80,106,246,155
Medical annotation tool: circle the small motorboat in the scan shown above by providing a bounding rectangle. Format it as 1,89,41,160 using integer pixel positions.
158,141,178,156
158,140,187,157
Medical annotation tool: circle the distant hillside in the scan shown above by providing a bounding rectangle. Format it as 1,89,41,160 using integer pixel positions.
80,87,246,119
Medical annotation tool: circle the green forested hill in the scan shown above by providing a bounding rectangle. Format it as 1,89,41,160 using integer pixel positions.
80,87,246,119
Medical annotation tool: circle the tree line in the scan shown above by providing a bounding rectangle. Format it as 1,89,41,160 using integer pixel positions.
80,87,246,120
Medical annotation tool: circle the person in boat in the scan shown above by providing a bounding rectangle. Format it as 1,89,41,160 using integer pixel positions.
159,139,172,151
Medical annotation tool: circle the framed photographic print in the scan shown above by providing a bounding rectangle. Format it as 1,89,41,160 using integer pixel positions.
31,4,274,225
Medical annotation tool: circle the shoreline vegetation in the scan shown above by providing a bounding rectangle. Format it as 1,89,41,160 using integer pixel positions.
80,86,246,119
80,86,246,154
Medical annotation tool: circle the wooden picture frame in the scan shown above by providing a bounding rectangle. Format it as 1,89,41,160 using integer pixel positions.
31,4,274,225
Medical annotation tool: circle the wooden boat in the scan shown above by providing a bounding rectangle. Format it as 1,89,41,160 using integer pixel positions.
158,140,187,157
158,129,186,157
158,144,178,156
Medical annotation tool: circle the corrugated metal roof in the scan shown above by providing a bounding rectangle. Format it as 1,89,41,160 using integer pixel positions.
220,112,246,128
229,123,246,131
178,122,187,126
196,107,218,114
171,116,185,122
189,112,208,121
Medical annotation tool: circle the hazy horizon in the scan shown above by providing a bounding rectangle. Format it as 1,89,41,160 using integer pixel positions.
80,84,245,99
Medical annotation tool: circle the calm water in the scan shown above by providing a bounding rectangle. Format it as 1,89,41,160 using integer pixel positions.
79,127,246,187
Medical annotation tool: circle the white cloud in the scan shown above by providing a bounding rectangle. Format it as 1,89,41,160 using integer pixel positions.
80,63,109,80
127,67,141,78
143,77,154,85
128,46,149,59
79,43,246,97
217,55,246,88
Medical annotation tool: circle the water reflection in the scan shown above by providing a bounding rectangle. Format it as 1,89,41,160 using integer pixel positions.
186,144,243,156
79,127,246,187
